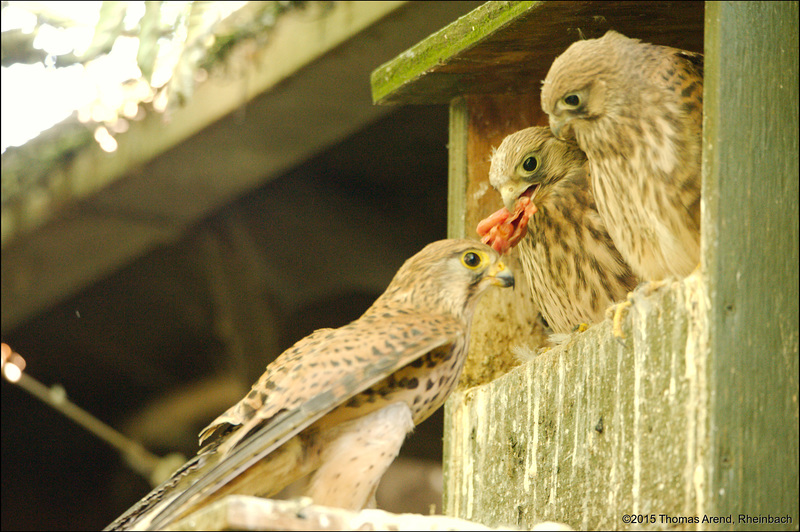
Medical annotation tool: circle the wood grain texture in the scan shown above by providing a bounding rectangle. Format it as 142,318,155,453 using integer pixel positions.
703,1,799,525
444,277,709,530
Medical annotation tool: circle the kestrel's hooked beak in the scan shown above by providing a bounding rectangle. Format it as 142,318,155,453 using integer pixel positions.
550,116,572,141
487,260,515,288
500,184,528,212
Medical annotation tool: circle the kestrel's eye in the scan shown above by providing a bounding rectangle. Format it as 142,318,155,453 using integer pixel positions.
563,93,581,107
522,155,538,173
461,251,483,269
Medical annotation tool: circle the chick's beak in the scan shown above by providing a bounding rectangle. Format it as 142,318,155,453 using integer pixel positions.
550,118,568,141
487,260,514,288
500,188,519,211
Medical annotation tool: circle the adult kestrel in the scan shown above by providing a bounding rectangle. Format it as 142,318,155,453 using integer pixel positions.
477,127,637,333
105,239,513,530
541,30,703,281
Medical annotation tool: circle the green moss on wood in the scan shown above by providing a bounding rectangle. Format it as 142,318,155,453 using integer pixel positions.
370,1,540,104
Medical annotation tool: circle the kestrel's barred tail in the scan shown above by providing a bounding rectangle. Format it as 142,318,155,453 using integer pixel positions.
478,127,637,333
105,239,513,531
541,30,702,281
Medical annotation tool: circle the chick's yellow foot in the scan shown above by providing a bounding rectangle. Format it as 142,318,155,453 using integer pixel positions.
607,279,672,339
608,296,633,339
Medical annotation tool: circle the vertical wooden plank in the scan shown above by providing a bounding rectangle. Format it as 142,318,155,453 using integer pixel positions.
448,97,470,240
704,1,799,528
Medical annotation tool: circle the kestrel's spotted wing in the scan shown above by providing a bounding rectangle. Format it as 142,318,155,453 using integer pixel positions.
541,30,703,281
105,239,513,530
478,127,637,333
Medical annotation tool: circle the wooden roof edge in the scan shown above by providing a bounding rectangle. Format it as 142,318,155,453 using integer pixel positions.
369,1,706,106
370,1,540,105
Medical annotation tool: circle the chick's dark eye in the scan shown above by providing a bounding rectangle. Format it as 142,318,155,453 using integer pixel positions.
564,93,580,107
462,251,481,268
522,156,538,172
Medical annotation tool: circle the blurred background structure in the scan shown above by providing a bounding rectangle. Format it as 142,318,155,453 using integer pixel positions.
1,2,484,529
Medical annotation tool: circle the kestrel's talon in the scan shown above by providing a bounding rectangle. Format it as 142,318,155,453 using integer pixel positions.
609,278,672,340
609,293,634,340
